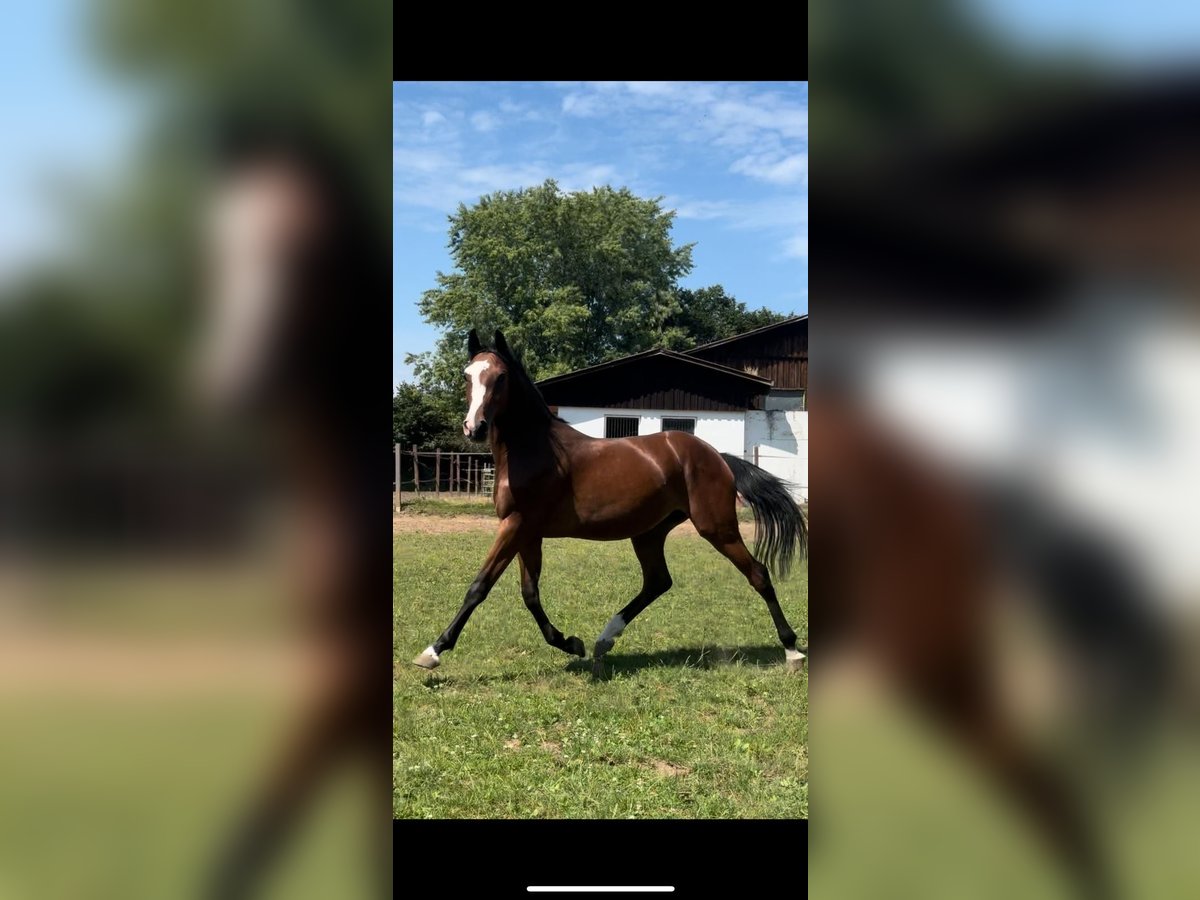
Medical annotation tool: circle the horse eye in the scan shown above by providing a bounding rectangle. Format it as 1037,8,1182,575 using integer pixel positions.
495,373,507,384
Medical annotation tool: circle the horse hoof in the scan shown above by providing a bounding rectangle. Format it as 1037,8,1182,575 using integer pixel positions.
565,636,587,658
412,647,441,670
784,649,806,674
591,657,606,679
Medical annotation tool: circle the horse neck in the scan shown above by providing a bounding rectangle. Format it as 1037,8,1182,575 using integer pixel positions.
488,407,565,472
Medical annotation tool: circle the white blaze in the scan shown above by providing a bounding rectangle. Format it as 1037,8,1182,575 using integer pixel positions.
463,360,491,435
196,164,319,411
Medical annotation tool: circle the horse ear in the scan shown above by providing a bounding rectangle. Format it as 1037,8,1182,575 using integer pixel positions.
493,329,511,357
468,329,482,357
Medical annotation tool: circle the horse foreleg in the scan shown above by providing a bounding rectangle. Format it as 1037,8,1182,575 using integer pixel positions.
206,637,366,899
413,516,522,668
519,540,586,659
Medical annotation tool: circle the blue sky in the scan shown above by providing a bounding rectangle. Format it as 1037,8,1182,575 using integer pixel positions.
0,0,140,281
393,82,809,387
971,0,1200,61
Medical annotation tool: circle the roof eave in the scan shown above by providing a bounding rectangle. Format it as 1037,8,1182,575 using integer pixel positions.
536,348,772,389
685,314,808,355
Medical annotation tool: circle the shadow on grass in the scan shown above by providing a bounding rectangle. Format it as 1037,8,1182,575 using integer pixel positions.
406,645,804,688
418,671,534,689
566,644,796,679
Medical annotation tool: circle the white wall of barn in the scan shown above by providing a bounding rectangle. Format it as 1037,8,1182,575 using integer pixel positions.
745,407,808,501
556,407,746,454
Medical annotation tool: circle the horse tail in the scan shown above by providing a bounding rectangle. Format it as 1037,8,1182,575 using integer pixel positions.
721,453,807,580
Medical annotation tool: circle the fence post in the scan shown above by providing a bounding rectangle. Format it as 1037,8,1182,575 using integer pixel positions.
454,453,460,495
412,444,419,497
435,449,441,499
753,445,759,467
394,443,400,510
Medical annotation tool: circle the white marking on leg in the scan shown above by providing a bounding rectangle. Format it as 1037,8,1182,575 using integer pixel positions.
598,614,626,645
785,648,806,662
423,645,440,662
463,360,490,435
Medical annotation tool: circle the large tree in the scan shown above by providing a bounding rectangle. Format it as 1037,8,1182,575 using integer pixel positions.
664,285,790,349
392,382,458,449
408,180,695,390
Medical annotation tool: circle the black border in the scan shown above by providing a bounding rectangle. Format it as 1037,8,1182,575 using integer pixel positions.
393,819,807,897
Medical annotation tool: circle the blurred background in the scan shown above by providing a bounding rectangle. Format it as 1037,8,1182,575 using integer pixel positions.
8,0,1200,896
0,1,388,898
811,1,1200,898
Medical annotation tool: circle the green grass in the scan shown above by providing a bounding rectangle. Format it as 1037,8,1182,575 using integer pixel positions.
393,530,807,819
0,695,375,900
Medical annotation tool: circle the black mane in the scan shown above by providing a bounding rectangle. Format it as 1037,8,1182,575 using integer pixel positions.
478,340,564,430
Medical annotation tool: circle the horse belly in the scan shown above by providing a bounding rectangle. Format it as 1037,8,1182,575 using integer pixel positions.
541,492,680,540
540,434,687,539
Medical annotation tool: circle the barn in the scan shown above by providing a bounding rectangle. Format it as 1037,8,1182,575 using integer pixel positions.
537,315,808,499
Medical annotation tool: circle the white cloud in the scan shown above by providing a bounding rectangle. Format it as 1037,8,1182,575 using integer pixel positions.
782,235,808,258
561,92,603,117
623,81,678,97
459,163,547,188
470,111,500,132
666,198,733,220
421,110,447,127
393,147,452,173
556,163,619,192
558,81,807,153
494,99,547,123
708,99,807,144
393,125,625,212
666,193,809,262
730,153,808,185
672,195,807,232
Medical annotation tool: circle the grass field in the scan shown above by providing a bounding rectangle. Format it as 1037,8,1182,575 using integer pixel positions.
393,524,808,819
396,497,496,517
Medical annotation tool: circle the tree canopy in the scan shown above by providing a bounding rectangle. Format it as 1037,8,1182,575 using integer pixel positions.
412,180,693,382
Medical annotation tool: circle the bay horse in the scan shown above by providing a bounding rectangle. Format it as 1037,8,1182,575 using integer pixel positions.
813,385,1154,900
195,131,390,899
411,329,808,676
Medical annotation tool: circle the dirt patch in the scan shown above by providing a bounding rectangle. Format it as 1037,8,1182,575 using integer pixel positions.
0,632,303,698
503,738,522,751
394,514,494,535
539,740,562,756
649,759,692,778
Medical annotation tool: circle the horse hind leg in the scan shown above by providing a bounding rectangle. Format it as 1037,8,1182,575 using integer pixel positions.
700,528,805,672
592,515,681,676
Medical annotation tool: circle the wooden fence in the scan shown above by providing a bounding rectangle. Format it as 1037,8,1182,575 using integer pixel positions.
394,444,494,507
